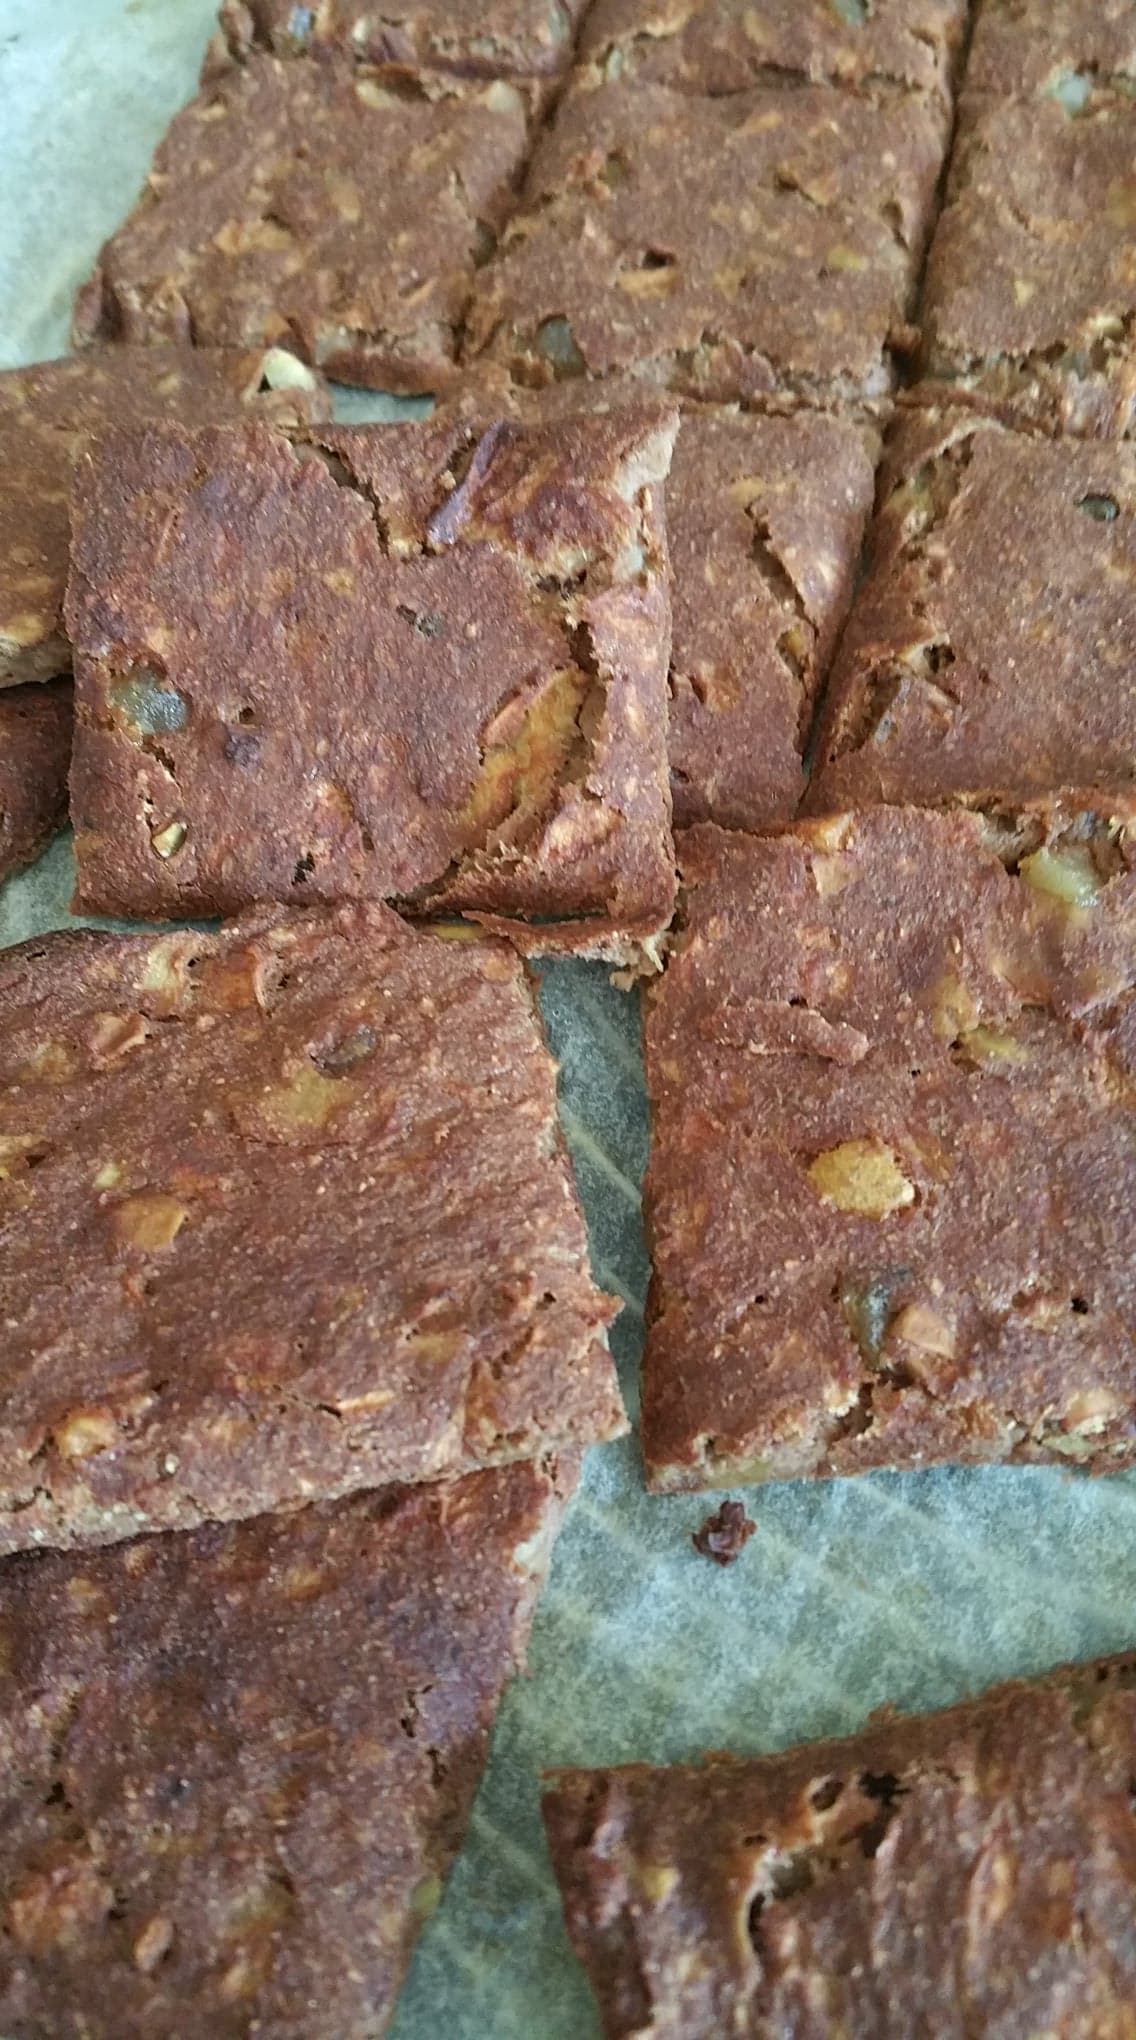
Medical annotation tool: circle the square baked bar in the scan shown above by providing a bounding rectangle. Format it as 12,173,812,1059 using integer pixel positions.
808,408,1136,811
0,346,326,688
0,1455,575,2036
67,405,677,956
464,76,948,404
0,682,72,885
544,1651,1136,2038
967,0,1136,97
73,52,533,393
210,0,588,81
0,903,623,1551
578,0,968,100
642,801,1136,1490
917,90,1136,436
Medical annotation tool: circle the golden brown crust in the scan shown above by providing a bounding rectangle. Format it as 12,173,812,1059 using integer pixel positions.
0,347,327,689
0,682,72,883
0,903,623,1551
642,800,1136,1490
72,55,533,394
544,1650,1136,2039
0,1454,577,2037
809,408,1136,811
463,75,950,405
66,407,677,956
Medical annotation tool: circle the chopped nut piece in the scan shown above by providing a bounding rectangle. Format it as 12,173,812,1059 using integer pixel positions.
54,1408,119,1460
808,1140,916,1220
112,1194,190,1253
889,1302,955,1358
1020,844,1103,909
150,820,188,860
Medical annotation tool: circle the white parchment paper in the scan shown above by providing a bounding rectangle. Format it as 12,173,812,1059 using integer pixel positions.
4,9,1136,2034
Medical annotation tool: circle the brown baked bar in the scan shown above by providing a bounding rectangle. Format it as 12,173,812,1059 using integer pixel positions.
449,370,878,826
544,1650,1136,2038
916,91,1136,436
0,346,326,688
463,75,948,405
73,52,532,393
0,903,623,1551
210,0,588,81
578,0,968,100
808,409,1136,811
642,800,1136,1490
0,682,72,884
0,1454,575,2037
967,0,1136,97
67,406,677,956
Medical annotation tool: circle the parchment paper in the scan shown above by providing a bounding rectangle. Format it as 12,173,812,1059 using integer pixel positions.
3,9,1136,2034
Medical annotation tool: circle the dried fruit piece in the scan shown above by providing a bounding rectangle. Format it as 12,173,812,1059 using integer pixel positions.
808,1140,916,1219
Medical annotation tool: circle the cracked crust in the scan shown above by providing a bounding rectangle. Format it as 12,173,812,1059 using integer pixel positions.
916,91,1136,436
967,0,1136,97
577,0,969,101
446,371,879,826
462,75,949,405
808,409,1136,812
544,1650,1136,2039
0,1454,577,2035
0,904,622,1552
72,53,533,395
0,683,72,885
641,801,1136,1490
208,0,587,83
66,408,677,956
0,347,327,690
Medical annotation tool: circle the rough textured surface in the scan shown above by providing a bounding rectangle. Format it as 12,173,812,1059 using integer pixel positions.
0,683,72,885
67,407,676,955
210,0,588,81
809,409,1136,810
642,802,1136,1490
544,1649,1136,2039
72,52,532,393
449,371,878,827
464,76,948,405
579,0,969,99
0,903,622,1551
967,0,1136,96
0,1454,576,2038
0,345,327,688
917,91,1136,436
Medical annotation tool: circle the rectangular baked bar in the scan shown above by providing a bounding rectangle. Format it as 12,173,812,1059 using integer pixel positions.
0,682,72,884
0,903,623,1551
642,800,1136,1490
0,345,326,688
808,408,1136,811
578,0,969,100
209,0,588,81
67,405,677,957
463,75,948,405
966,0,1136,97
73,52,533,393
916,90,1136,436
544,1650,1136,2038
0,1453,576,2037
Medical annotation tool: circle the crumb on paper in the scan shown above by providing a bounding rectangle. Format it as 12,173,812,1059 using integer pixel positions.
692,1498,756,1566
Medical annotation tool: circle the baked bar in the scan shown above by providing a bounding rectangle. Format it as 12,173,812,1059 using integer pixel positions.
0,345,326,688
0,682,72,884
808,409,1136,811
0,1453,575,2036
67,406,677,956
0,903,623,1551
579,0,968,100
642,800,1136,1490
544,1650,1136,2038
967,0,1136,98
917,91,1136,436
210,0,587,81
448,371,877,827
73,52,532,393
463,76,948,405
